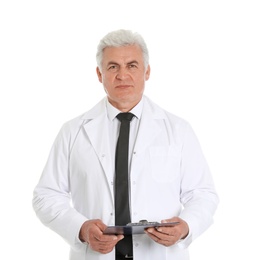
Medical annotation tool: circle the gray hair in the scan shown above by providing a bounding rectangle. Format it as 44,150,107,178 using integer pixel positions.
96,29,149,70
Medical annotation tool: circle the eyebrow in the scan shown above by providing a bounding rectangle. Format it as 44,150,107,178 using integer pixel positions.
106,60,139,66
126,60,139,65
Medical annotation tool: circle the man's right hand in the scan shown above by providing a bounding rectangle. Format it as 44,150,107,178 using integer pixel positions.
79,219,124,254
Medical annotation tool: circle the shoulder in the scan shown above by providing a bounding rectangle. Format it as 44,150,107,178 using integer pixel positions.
56,97,107,142
143,95,189,127
62,97,107,129
143,95,198,144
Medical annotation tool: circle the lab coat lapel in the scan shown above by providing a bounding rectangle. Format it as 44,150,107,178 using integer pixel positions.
82,100,114,189
134,98,163,154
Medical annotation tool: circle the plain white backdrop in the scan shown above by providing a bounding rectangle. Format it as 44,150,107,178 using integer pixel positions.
0,0,252,259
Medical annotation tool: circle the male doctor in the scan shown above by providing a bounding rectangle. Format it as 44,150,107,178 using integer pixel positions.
33,29,219,260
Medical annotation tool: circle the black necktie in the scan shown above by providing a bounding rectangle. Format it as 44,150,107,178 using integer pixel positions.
115,112,134,258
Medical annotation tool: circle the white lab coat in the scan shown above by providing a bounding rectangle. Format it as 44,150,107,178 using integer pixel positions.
33,96,219,260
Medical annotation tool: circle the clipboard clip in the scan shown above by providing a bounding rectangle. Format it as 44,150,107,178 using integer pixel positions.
126,220,159,226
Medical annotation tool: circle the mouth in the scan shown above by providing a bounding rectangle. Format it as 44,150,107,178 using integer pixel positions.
115,85,132,89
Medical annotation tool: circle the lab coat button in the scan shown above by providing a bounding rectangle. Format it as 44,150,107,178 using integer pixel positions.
134,243,139,247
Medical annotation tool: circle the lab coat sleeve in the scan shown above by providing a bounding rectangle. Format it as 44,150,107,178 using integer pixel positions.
32,122,87,251
178,123,219,248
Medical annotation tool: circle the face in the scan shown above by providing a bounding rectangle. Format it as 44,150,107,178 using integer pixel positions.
96,45,150,111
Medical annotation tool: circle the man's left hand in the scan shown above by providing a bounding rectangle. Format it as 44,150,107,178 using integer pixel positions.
145,217,189,247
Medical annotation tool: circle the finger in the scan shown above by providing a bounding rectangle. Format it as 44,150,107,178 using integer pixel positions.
147,227,173,239
94,234,124,248
92,235,124,254
145,228,167,241
146,231,174,247
94,233,116,241
146,228,177,246
156,226,175,236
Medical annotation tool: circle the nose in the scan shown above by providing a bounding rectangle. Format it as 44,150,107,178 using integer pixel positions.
116,67,129,80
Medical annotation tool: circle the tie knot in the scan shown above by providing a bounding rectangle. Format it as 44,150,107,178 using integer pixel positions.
116,112,134,122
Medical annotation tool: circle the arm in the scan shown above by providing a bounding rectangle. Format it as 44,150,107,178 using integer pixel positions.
178,124,219,247
147,123,219,247
32,123,87,250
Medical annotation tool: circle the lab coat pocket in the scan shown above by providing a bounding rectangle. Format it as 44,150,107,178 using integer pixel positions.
149,146,180,183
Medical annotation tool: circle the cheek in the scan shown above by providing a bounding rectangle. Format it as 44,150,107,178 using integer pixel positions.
102,73,113,83
102,78,114,93
102,79,111,92
135,77,146,89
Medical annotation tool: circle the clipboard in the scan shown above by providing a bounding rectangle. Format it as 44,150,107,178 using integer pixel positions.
103,220,180,235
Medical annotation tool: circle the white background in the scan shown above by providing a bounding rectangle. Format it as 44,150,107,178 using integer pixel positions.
0,0,252,259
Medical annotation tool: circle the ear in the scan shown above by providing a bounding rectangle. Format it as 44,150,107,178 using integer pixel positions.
145,65,151,81
96,67,103,83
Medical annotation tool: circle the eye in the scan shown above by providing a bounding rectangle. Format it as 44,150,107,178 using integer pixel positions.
128,63,138,69
108,64,118,71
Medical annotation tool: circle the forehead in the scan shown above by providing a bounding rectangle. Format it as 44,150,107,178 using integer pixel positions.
102,45,144,64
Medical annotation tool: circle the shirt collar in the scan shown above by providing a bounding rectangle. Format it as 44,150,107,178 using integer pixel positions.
106,97,143,121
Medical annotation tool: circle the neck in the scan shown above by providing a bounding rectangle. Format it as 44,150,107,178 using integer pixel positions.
108,98,141,112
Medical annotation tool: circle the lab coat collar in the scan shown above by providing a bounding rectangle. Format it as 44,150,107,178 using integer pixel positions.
133,96,165,154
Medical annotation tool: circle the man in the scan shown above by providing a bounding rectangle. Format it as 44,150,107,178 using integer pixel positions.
33,29,219,260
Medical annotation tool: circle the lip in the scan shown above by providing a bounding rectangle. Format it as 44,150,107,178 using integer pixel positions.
115,85,132,88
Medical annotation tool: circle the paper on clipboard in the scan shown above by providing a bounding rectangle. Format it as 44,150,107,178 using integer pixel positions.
103,221,180,235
